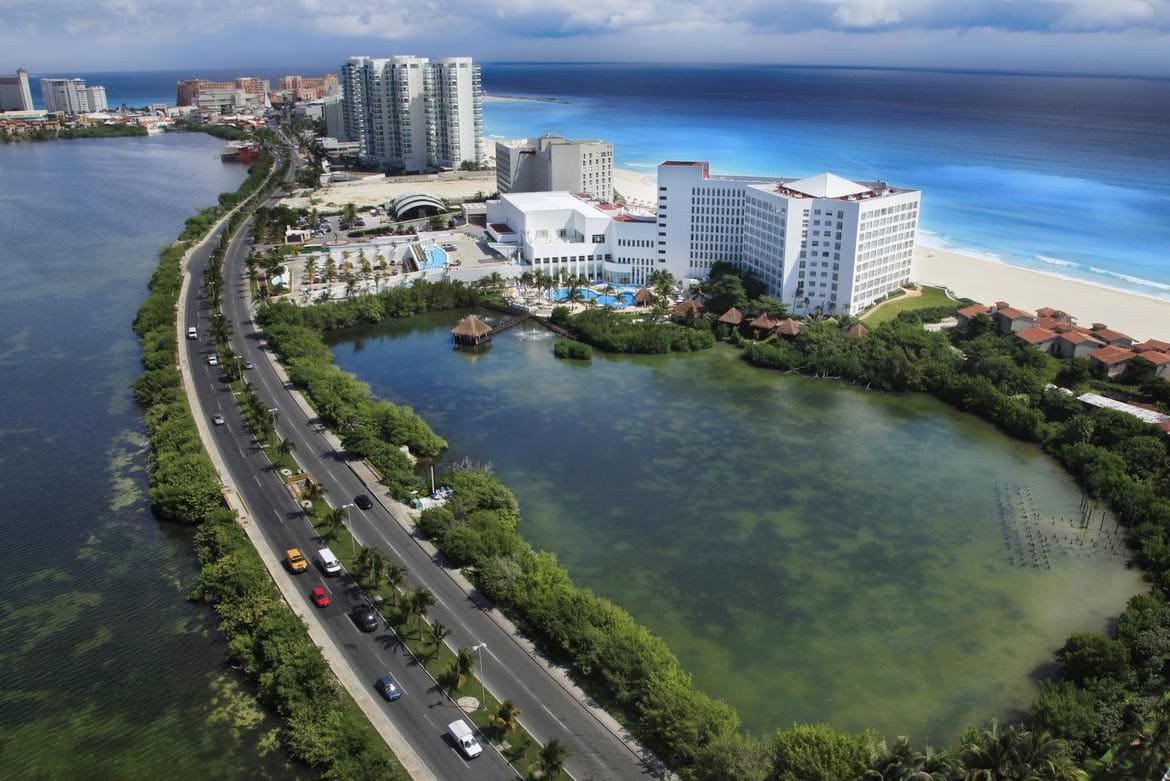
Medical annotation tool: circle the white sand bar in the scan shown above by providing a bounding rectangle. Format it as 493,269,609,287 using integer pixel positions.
914,246,1170,342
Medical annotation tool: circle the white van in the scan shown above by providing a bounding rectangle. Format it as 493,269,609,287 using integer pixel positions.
187,326,198,339
317,547,341,576
446,720,482,759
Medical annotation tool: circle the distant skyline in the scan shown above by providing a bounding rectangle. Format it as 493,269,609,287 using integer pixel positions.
2,1,1169,78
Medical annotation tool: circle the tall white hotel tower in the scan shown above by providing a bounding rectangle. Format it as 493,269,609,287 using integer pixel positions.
340,55,483,172
656,162,920,315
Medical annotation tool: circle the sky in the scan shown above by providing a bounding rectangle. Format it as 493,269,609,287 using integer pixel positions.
2,0,1169,77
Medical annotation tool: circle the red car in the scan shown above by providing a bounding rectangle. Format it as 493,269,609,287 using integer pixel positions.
310,586,330,608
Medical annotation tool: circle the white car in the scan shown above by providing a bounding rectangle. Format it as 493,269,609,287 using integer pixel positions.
207,355,219,366
212,413,225,425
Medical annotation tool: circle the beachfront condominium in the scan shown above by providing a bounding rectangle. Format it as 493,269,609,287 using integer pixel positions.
40,78,109,114
340,55,483,172
497,135,614,202
0,68,34,112
484,160,919,314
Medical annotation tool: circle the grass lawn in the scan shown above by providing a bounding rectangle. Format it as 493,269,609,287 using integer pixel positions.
862,285,957,327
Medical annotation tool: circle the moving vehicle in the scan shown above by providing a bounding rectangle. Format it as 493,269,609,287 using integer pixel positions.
446,720,483,759
212,413,225,426
285,548,308,573
351,605,379,632
317,547,341,576
354,494,373,510
309,586,330,607
244,361,254,370
207,354,218,366
187,326,198,339
375,674,402,701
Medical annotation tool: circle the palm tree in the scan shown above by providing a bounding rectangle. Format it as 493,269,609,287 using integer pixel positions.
519,271,534,292
866,736,962,781
323,257,336,282
1104,697,1170,780
494,699,521,738
301,478,325,505
537,738,570,779
424,621,451,662
305,257,318,287
344,273,358,298
276,437,295,458
407,587,436,638
961,720,1084,781
445,646,476,692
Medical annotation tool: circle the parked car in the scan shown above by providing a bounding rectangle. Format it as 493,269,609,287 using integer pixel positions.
375,674,402,701
310,586,330,608
354,494,373,510
351,605,379,632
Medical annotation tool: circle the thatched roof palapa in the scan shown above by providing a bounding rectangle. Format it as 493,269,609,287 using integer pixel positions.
776,317,802,337
672,299,704,318
845,322,870,339
749,312,778,331
717,307,745,326
451,314,492,338
633,287,655,305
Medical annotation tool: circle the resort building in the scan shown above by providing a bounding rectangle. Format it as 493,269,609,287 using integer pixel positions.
497,135,614,202
176,77,269,107
483,160,920,311
40,77,108,114
339,55,484,172
276,74,339,101
0,68,34,112
654,162,921,315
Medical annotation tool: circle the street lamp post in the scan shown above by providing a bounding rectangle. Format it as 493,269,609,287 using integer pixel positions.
471,642,487,711
234,354,244,386
268,407,279,434
340,502,355,557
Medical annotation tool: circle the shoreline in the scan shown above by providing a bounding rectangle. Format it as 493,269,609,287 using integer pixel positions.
482,93,569,104
913,245,1170,342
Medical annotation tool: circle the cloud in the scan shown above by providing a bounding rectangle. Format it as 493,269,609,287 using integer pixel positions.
0,0,1167,72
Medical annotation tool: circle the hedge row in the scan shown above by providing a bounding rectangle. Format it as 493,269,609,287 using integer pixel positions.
133,148,404,779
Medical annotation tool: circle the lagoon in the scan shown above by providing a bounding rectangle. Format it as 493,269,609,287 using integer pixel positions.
330,310,1142,743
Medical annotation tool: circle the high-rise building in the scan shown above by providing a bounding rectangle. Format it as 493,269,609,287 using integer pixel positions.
430,57,483,169
0,68,34,111
340,55,483,172
656,162,921,315
322,95,346,140
497,135,614,202
41,77,108,114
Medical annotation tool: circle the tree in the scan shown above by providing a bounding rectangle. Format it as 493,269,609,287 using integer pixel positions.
769,724,873,781
354,546,388,588
537,738,570,779
343,202,357,225
406,587,435,638
425,621,451,662
445,646,476,691
1055,632,1131,686
301,478,326,505
494,699,521,738
960,720,1085,781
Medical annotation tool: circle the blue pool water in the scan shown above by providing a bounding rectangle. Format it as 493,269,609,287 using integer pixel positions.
548,286,637,307
420,245,447,270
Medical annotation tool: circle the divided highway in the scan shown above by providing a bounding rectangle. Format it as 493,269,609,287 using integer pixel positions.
181,148,657,779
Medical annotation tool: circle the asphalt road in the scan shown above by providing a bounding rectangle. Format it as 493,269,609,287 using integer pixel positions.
181,155,519,780
187,145,657,779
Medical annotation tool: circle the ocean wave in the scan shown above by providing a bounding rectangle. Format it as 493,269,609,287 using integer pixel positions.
1087,267,1170,293
1035,255,1077,268
622,162,656,169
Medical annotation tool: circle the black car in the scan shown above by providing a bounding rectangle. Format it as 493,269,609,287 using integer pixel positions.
351,605,379,632
354,494,373,510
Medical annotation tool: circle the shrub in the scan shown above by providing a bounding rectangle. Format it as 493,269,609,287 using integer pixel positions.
553,340,593,360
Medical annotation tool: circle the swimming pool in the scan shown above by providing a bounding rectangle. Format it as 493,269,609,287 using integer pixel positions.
547,286,636,308
420,245,447,270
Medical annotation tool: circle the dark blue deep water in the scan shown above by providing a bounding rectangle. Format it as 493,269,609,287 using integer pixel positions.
58,63,1169,297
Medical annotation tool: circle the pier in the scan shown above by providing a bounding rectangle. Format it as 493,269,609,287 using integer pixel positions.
995,482,1127,570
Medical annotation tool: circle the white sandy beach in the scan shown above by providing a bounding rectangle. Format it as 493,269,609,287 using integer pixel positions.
914,246,1170,342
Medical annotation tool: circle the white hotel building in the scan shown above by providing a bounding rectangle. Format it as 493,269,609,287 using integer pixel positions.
485,161,920,315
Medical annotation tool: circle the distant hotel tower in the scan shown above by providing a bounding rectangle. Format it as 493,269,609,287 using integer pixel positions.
40,77,108,113
497,135,614,203
340,55,483,172
0,68,34,111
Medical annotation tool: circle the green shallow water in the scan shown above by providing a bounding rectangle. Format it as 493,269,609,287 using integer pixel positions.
330,311,1142,744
